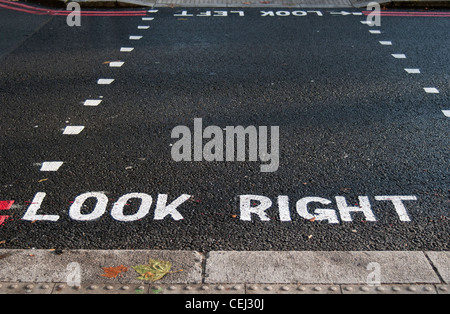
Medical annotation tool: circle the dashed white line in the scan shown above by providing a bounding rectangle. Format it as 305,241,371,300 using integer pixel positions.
83,99,102,107
404,68,421,74
40,161,64,172
379,41,392,45
129,35,143,40
442,110,450,117
424,87,439,94
97,79,115,85
142,17,154,21
138,26,150,30
392,54,406,59
369,30,381,34
109,61,125,68
120,47,134,52
63,126,85,135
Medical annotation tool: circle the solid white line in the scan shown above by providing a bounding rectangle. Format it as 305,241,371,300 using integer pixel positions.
63,126,85,135
40,161,63,172
138,26,150,30
404,68,420,74
120,47,134,52
424,87,439,94
83,99,102,107
392,54,406,59
109,62,125,68
369,30,381,34
129,35,143,40
379,41,392,45
97,79,114,85
442,110,450,117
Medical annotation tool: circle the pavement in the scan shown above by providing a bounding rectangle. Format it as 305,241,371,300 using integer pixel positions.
21,0,450,8
0,0,449,296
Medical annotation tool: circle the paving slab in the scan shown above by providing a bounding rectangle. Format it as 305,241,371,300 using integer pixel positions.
0,249,203,284
426,251,450,284
205,251,441,284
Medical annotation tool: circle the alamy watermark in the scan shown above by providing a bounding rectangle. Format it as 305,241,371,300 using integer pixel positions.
171,118,279,173
66,2,81,27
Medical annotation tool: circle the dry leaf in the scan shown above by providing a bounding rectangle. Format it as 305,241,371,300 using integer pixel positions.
132,259,181,282
100,265,128,278
308,217,316,222
0,240,6,245
231,214,238,218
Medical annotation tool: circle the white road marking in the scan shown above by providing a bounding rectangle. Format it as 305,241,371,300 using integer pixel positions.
369,30,381,34
138,25,150,29
129,35,143,40
109,61,125,68
404,68,421,74
148,10,158,13
442,110,450,117
40,161,63,172
142,17,154,21
379,41,392,45
392,54,406,59
97,79,115,85
83,99,102,106
424,87,439,94
120,47,134,52
63,126,85,135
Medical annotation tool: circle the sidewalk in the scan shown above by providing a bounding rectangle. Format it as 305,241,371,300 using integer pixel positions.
26,0,450,8
0,249,448,294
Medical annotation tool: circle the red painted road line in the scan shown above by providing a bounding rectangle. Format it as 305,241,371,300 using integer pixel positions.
363,10,450,17
0,200,14,226
0,0,147,16
0,4,146,16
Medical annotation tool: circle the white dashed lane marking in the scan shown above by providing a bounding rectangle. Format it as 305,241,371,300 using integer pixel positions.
391,54,406,59
379,41,392,45
129,35,143,40
40,161,63,172
424,87,439,94
442,110,450,117
83,99,102,106
63,126,85,135
120,47,134,52
404,68,420,74
109,61,125,68
97,78,115,85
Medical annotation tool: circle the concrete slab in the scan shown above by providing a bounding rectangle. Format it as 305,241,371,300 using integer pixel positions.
205,251,441,284
0,249,203,284
426,251,450,284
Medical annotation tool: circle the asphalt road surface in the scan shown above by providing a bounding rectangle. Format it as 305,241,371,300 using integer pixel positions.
0,3,449,251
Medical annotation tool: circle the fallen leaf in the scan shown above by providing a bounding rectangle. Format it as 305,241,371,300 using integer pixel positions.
0,240,6,245
100,265,128,278
308,217,316,222
231,214,238,218
132,259,181,281
307,234,313,239
38,178,48,183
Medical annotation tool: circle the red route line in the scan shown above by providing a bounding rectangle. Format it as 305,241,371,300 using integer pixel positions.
362,10,450,17
0,200,14,226
0,0,147,16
